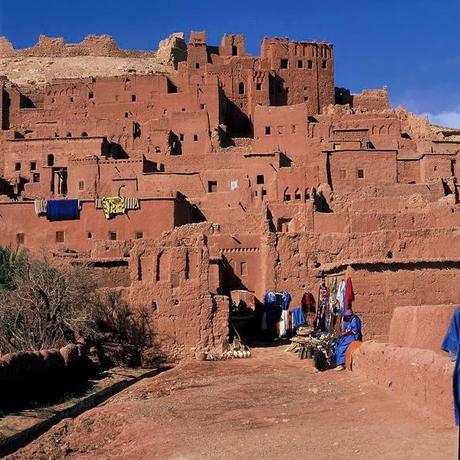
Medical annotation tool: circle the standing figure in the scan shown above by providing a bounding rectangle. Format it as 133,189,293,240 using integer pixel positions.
316,279,330,332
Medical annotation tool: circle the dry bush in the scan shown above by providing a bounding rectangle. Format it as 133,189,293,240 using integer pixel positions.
0,256,100,354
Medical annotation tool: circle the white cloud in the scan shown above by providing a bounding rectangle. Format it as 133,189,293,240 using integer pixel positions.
421,110,460,128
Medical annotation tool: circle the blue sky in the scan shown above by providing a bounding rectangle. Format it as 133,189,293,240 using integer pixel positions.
1,0,460,126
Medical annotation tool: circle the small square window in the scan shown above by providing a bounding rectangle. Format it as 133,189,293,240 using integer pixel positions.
280,59,288,69
124,112,129,118
56,231,65,243
87,232,92,239
78,180,85,191
193,134,198,141
297,60,303,69
304,96,308,102
307,60,313,69
135,232,143,239
261,188,267,196
131,94,136,102
16,233,24,244
322,60,327,69
340,169,346,179
33,173,40,183
70,97,74,102
265,126,271,135
88,92,94,99
200,103,205,109
108,231,117,241
357,169,364,179
208,181,217,193
256,175,264,185
179,133,184,141
30,161,36,171
15,162,21,171
195,63,200,69
181,107,186,111
256,83,262,90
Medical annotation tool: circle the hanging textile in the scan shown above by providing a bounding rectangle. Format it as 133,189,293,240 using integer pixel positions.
291,307,306,328
124,197,140,210
46,199,80,221
101,196,125,219
316,282,330,332
279,310,290,337
281,291,291,311
345,277,354,312
336,279,346,314
34,199,47,215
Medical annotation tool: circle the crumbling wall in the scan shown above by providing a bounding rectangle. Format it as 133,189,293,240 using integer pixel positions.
128,223,229,360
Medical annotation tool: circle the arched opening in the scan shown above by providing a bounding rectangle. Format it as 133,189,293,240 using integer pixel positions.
238,82,245,95
294,188,302,201
81,131,88,137
283,187,291,202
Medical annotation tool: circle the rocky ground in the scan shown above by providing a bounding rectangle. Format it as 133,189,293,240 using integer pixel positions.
7,346,456,459
0,56,174,85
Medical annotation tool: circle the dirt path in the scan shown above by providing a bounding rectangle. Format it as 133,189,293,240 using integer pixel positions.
8,346,456,459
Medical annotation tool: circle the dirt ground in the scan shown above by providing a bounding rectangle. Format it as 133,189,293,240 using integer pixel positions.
8,346,456,460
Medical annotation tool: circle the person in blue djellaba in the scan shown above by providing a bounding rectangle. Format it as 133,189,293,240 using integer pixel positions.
441,307,460,428
333,309,362,371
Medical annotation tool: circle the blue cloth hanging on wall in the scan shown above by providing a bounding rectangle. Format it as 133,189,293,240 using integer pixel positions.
47,199,80,221
291,306,305,328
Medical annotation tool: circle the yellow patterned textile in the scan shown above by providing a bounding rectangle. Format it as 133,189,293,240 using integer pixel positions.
101,196,126,219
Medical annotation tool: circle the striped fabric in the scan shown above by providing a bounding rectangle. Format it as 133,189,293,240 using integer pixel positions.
34,199,47,215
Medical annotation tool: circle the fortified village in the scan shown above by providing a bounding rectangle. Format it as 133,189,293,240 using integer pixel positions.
0,31,459,366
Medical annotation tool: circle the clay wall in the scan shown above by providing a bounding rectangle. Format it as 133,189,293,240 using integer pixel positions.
420,154,456,181
327,150,397,192
0,344,89,406
128,224,229,358
0,198,181,253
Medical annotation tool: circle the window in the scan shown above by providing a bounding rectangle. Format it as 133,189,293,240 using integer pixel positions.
70,97,74,102
307,60,313,69
238,82,245,95
278,218,292,232
256,83,262,90
81,132,88,137
78,180,84,191
240,261,247,276
280,59,288,69
232,45,238,56
47,154,54,166
15,162,21,171
51,97,55,103
181,107,186,111
333,143,341,150
304,96,308,102
200,103,205,110
295,190,302,200
284,193,291,202
135,232,143,239
297,60,303,69
87,232,92,239
88,92,94,99
322,60,327,69
124,112,129,118
55,231,65,243
357,169,364,179
131,94,136,102
265,126,271,135
33,173,40,183
193,134,198,141
195,62,200,69
208,181,217,193
261,188,267,196
108,231,117,241
256,175,264,185
179,133,184,141
16,233,24,245
340,170,346,179
66,132,72,137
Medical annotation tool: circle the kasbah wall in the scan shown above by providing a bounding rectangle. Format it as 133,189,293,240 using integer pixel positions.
0,31,459,358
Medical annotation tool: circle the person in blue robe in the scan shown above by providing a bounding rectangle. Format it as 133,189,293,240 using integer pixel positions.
334,310,362,371
441,307,460,426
